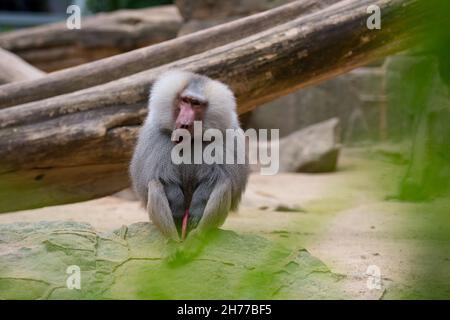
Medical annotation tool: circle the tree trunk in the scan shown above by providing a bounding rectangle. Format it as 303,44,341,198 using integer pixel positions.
0,0,340,109
0,0,434,212
0,48,45,85
0,5,182,72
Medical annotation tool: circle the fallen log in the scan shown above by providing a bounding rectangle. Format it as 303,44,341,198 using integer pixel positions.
0,0,433,212
0,48,45,85
0,0,340,109
176,0,298,20
0,5,182,72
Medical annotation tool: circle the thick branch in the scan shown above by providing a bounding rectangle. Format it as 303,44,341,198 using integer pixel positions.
0,0,340,109
0,6,182,72
0,48,45,85
0,0,431,212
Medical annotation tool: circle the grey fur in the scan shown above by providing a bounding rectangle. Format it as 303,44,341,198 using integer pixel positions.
130,70,248,240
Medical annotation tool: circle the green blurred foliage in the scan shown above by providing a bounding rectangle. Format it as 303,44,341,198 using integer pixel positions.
380,0,450,299
385,0,450,201
86,0,173,12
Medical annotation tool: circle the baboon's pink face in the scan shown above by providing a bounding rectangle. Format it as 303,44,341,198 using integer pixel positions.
173,91,207,139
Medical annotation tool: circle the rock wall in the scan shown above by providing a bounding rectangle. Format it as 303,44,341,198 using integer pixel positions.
246,67,385,143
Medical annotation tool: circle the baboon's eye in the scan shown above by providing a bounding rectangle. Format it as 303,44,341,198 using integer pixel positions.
181,97,189,104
